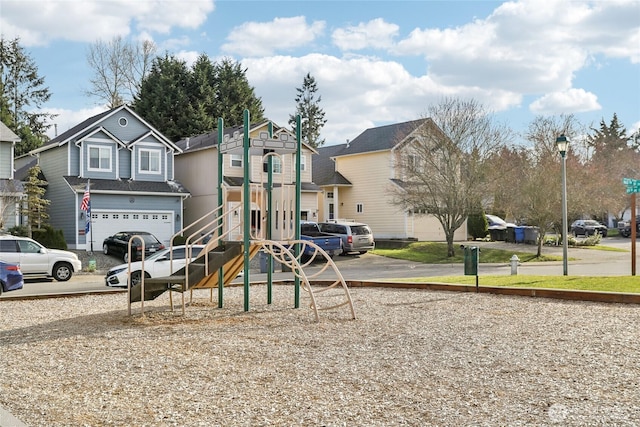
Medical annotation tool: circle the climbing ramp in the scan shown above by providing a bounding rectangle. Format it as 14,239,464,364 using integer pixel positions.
257,239,356,322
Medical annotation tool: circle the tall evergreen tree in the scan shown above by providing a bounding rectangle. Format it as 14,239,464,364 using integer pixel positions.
0,37,55,155
289,72,327,148
586,113,630,160
133,54,198,141
133,55,264,140
213,58,264,127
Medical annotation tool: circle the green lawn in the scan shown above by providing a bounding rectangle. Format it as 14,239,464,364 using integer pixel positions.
395,275,640,293
372,242,639,293
372,242,563,263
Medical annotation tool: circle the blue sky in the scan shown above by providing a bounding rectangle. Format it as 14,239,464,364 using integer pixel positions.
2,0,639,146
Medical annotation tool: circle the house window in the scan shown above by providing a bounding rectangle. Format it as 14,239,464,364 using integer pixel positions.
118,117,128,127
88,146,111,171
327,192,334,199
139,149,161,174
356,203,364,213
272,156,282,174
230,154,242,168
298,154,306,171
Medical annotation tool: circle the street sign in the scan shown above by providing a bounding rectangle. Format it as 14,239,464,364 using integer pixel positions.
623,178,640,194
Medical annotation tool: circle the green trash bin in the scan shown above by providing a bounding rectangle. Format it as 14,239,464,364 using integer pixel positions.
462,245,479,276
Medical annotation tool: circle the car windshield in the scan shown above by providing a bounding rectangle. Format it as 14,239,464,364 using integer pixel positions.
584,220,601,226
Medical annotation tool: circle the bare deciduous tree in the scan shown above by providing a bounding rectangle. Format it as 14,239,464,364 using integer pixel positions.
389,97,508,257
85,36,157,108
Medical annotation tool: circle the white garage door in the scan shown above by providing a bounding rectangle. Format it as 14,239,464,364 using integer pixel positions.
87,211,174,250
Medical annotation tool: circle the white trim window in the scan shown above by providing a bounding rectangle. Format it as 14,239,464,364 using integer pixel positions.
356,203,364,213
272,156,282,174
88,145,111,171
298,154,306,171
139,148,161,174
230,154,242,168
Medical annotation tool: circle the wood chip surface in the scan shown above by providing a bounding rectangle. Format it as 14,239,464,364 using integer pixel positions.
1,285,639,426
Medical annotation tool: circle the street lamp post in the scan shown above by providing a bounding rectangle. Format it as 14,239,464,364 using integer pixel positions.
556,134,570,276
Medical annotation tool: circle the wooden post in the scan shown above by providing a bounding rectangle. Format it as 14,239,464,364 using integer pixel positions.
632,192,636,276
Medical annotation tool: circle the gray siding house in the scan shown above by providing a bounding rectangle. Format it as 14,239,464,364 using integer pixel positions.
0,122,23,231
29,105,190,251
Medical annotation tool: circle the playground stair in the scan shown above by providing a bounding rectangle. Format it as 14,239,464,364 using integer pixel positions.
129,241,247,303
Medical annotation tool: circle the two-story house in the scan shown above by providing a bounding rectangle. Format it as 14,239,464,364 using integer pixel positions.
0,122,23,230
313,119,467,242
28,105,190,251
174,121,321,240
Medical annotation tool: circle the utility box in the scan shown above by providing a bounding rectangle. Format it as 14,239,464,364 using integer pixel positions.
462,245,479,276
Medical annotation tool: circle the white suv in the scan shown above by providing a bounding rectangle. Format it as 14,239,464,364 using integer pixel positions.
0,235,82,281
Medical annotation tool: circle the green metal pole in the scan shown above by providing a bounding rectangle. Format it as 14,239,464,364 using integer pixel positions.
267,121,273,304
243,109,251,311
217,118,224,308
294,114,301,308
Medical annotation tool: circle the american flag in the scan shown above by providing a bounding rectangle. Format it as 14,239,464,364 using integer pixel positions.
80,181,91,211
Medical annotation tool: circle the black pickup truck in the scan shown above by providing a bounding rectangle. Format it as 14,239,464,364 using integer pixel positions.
618,218,640,237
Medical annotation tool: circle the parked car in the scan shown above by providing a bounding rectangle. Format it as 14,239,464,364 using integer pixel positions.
0,235,81,281
617,218,640,238
318,221,375,255
103,231,165,262
0,260,24,294
105,245,204,287
570,219,608,237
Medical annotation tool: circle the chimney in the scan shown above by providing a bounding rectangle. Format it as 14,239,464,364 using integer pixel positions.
185,137,190,150
346,139,350,148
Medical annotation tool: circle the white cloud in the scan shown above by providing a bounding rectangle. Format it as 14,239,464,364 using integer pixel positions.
529,89,601,115
221,17,326,57
0,0,214,46
332,18,399,51
242,54,522,144
394,0,639,94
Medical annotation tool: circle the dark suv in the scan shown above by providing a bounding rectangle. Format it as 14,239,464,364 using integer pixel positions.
570,219,608,237
617,218,640,238
102,231,165,262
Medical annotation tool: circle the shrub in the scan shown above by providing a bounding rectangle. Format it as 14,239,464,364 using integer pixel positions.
7,225,29,237
32,225,67,250
467,212,488,240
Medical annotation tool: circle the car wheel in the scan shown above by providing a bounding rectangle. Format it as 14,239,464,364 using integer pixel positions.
129,271,150,287
103,244,109,255
53,262,73,281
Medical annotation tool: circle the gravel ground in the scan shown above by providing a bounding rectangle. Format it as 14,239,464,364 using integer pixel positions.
1,284,639,426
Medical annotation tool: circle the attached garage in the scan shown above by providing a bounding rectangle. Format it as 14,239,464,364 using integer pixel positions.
87,210,174,251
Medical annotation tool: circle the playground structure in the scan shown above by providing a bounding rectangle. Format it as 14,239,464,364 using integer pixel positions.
125,112,356,322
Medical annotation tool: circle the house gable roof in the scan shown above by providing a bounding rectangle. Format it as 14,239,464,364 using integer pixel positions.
0,122,20,143
333,119,429,157
30,105,179,154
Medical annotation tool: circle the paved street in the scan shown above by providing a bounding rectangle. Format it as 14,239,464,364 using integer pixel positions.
2,237,637,299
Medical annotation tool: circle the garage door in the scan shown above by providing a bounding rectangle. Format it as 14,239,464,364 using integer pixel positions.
87,211,174,250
